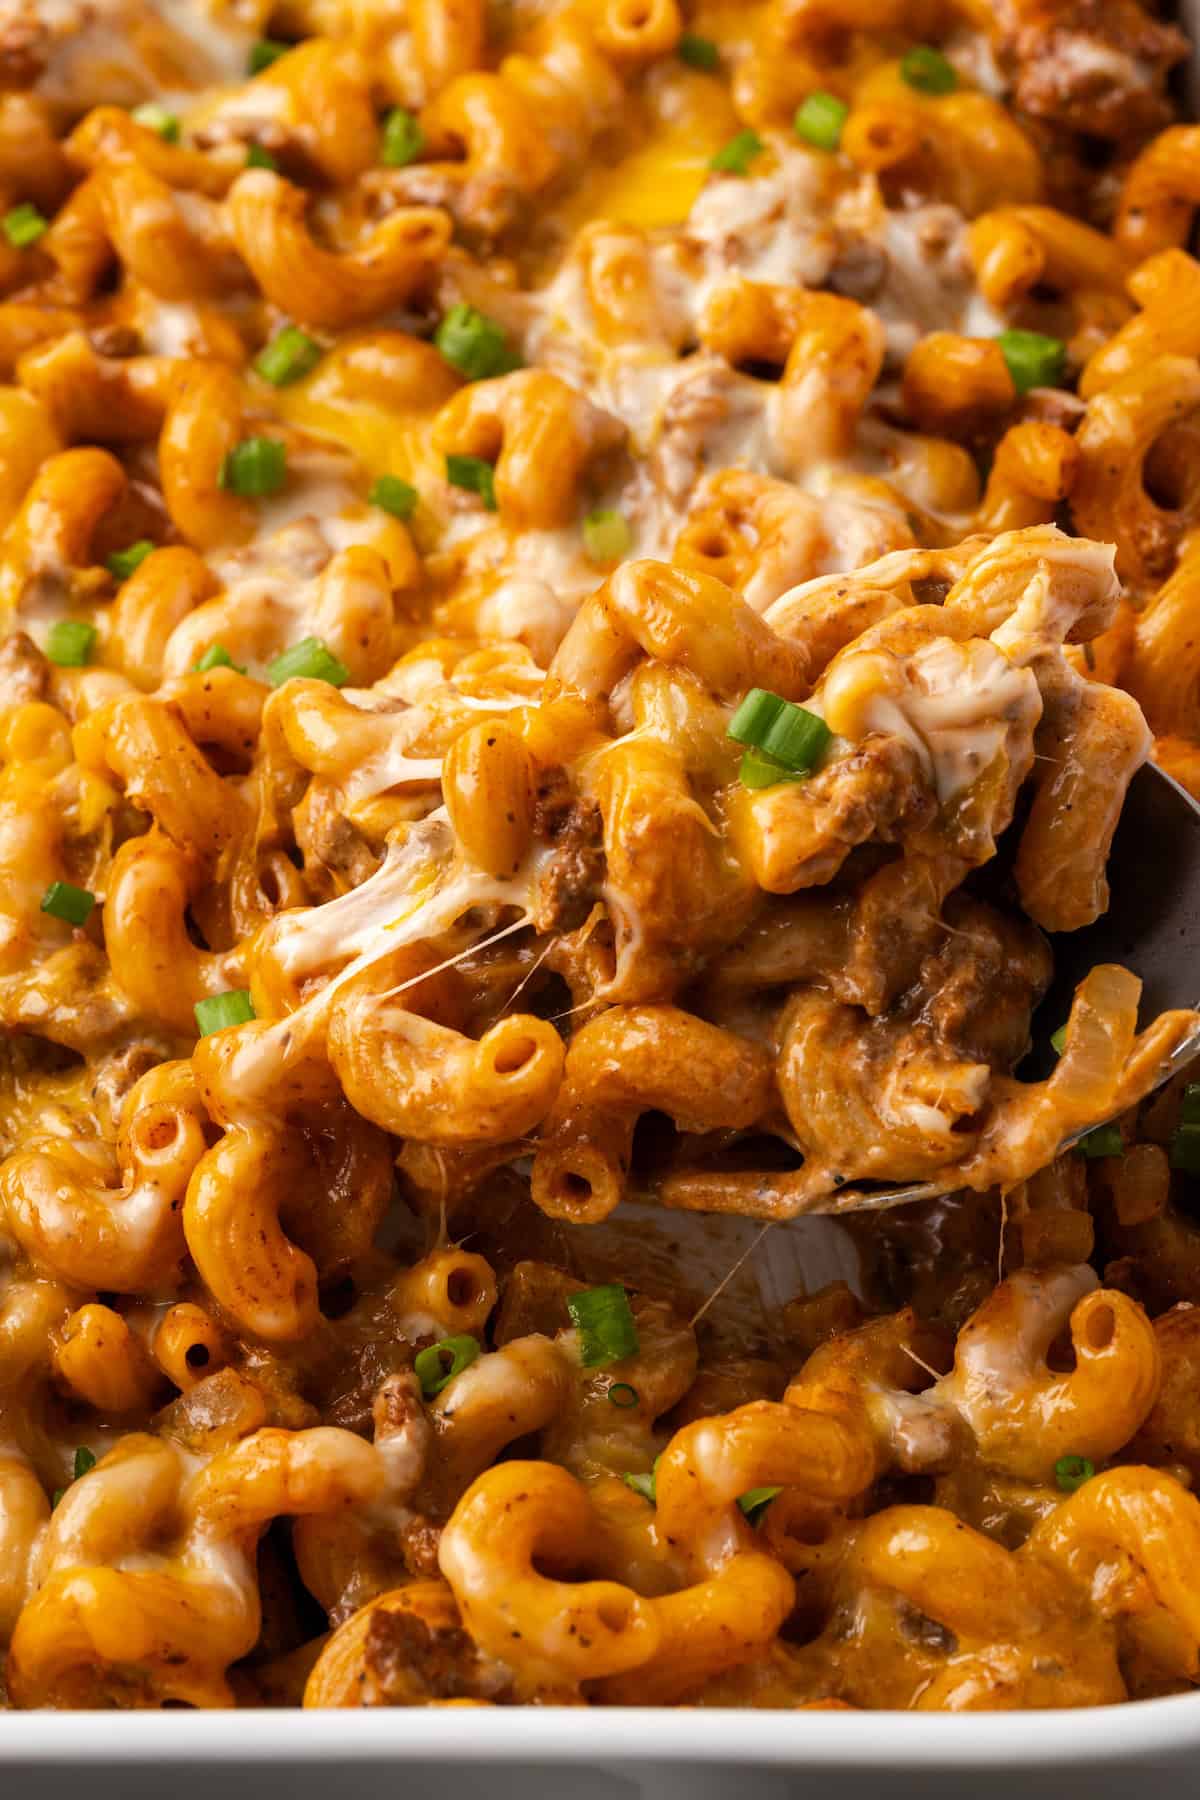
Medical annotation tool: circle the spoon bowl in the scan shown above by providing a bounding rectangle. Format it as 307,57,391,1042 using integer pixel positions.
817,760,1200,1215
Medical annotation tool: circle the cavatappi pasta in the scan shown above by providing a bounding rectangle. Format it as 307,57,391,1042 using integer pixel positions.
3,0,1200,1716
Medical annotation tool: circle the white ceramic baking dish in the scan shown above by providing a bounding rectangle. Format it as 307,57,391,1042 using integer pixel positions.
7,9,1200,1795
4,1692,1200,1797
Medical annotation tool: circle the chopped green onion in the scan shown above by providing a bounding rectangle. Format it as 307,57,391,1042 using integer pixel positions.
900,45,958,95
709,129,764,175
996,328,1067,395
678,32,719,70
414,1333,481,1397
1180,1083,1200,1126
1050,1024,1067,1056
608,1381,639,1409
727,688,831,774
1170,1121,1200,1175
623,1453,661,1505
194,989,256,1036
40,881,95,927
3,203,47,249
760,704,832,773
728,688,788,745
193,643,246,674
249,38,290,73
738,1485,782,1524
254,326,322,387
246,143,277,170
623,1468,657,1503
105,540,154,581
266,636,350,688
1076,1123,1124,1160
381,106,424,168
738,749,791,789
446,453,497,510
794,92,849,151
219,436,286,498
567,1284,639,1367
1054,1454,1094,1494
583,508,632,566
51,1489,65,1509
45,620,96,667
369,474,418,521
435,303,520,381
131,102,180,142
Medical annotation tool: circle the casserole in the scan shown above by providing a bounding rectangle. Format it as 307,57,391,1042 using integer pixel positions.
0,0,1200,1778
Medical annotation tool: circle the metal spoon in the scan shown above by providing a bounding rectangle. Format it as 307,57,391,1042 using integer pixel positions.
827,760,1200,1214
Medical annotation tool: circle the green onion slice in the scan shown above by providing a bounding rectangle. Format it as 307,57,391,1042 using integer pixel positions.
608,1381,640,1409
369,474,419,521
738,1485,782,1524
219,436,287,497
738,749,791,789
194,990,256,1036
73,1446,96,1480
900,45,958,95
40,881,96,927
710,129,764,175
1054,1454,1094,1494
760,705,832,772
728,689,831,774
381,106,424,168
414,1334,481,1397
794,92,848,151
996,328,1067,394
246,144,277,170
105,540,154,581
254,326,322,387
249,38,291,73
583,508,632,566
623,1469,657,1503
678,33,719,70
435,304,521,381
131,102,180,142
45,620,96,667
1076,1124,1124,1160
193,643,245,673
728,688,788,745
3,203,47,249
1050,1024,1067,1056
446,453,497,510
266,637,350,688
567,1284,639,1367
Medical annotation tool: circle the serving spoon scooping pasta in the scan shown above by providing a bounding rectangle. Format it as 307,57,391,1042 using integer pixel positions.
816,760,1200,1215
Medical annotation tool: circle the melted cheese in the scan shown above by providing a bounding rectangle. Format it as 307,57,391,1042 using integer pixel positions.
270,373,444,494
820,637,1043,802
250,815,552,1069
935,1266,1099,1411
554,130,724,235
